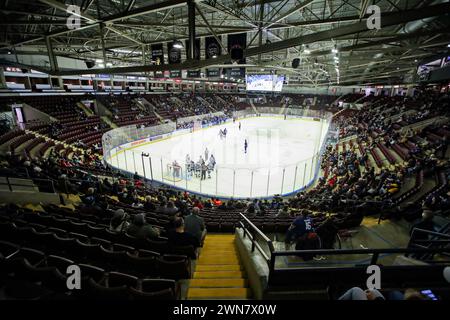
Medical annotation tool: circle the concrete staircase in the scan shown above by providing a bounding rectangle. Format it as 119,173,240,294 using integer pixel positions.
197,96,217,112
172,96,184,107
187,234,251,299
101,116,118,129
76,102,94,116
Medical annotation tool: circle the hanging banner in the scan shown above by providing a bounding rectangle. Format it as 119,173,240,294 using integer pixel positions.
226,33,246,78
168,42,182,64
168,42,181,78
205,36,221,59
151,43,164,65
185,38,201,78
227,33,246,64
151,44,164,78
205,36,221,78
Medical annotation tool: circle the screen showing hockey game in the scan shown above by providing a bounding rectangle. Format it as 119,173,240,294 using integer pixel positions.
246,74,284,92
273,75,285,92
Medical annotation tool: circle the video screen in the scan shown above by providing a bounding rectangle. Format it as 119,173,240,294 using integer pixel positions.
246,74,284,92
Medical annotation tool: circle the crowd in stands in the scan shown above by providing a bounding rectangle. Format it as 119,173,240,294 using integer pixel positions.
176,114,229,129
97,94,158,128
0,91,449,240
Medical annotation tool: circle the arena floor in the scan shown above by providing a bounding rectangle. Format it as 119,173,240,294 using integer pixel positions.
112,116,329,198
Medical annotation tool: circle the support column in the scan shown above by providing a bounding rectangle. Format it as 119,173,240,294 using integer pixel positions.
257,0,265,64
0,67,6,89
100,23,108,65
142,44,146,65
45,36,59,72
57,77,64,89
187,0,196,60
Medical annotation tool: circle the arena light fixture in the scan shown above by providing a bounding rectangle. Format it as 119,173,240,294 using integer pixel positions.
303,45,310,54
173,40,183,49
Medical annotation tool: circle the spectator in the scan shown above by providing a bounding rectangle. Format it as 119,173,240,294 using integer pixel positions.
387,288,429,300
126,213,160,239
277,205,291,218
285,212,314,244
338,287,385,300
409,205,435,240
167,217,200,248
81,187,96,206
184,207,206,245
143,195,157,211
109,209,130,233
159,201,179,216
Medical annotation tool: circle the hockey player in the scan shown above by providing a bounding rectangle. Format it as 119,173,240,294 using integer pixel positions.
204,147,209,162
244,139,248,153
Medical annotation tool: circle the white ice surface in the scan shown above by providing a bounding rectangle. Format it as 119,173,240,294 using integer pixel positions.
110,116,329,198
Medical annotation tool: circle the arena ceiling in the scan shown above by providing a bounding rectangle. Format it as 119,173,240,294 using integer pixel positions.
1,0,450,86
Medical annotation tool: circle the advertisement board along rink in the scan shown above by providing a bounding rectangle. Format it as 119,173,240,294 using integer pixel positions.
108,115,330,198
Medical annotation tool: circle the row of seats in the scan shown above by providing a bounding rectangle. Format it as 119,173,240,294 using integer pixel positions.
377,142,396,164
394,170,424,204
0,219,191,281
0,241,178,300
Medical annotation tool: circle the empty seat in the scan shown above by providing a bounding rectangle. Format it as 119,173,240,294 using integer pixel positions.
45,255,74,273
140,278,177,298
108,272,138,288
156,257,190,280
0,240,20,259
128,287,174,300
125,252,157,278
87,278,129,300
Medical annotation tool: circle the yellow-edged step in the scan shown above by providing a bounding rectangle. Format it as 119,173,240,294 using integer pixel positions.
187,234,251,299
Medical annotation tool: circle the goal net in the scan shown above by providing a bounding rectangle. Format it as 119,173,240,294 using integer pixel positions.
163,163,184,182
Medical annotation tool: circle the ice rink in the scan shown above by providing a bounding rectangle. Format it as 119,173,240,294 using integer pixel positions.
110,116,329,198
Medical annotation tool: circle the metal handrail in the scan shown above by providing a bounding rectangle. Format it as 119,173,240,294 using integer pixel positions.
0,176,56,193
237,213,450,277
238,213,275,266
270,247,450,271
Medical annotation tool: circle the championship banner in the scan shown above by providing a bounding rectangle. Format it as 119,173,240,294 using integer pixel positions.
151,43,164,65
186,38,201,78
151,44,164,78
